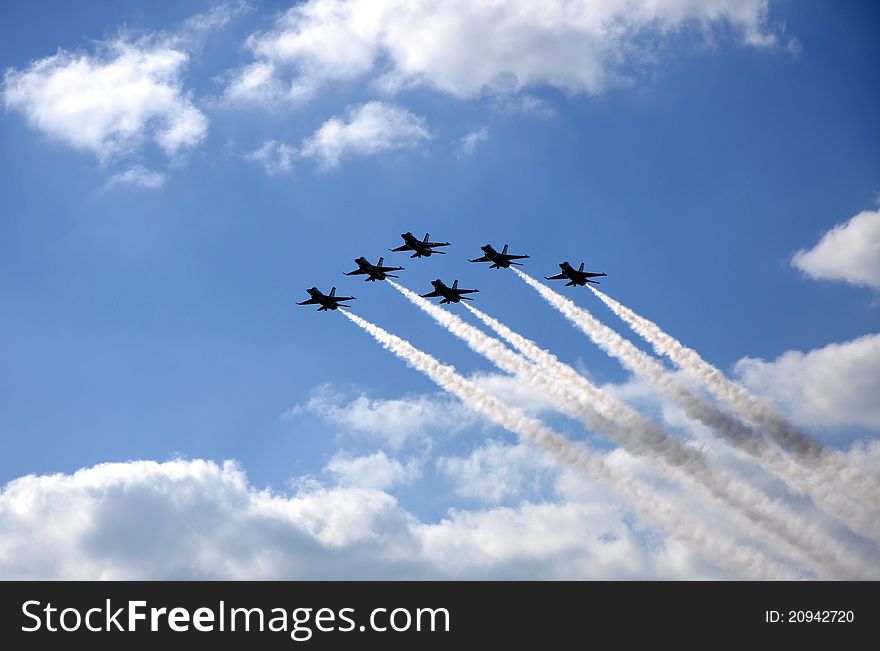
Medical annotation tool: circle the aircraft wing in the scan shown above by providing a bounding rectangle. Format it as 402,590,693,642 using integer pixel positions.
344,269,368,275
584,272,606,277
377,265,404,272
426,241,450,247
420,291,441,298
469,256,490,262
507,254,529,260
297,298,319,305
457,289,479,294
335,296,356,302
390,244,411,252
545,273,567,280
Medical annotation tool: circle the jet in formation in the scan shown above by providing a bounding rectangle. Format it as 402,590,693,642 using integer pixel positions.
390,232,451,258
345,256,404,282
297,286,356,311
469,243,529,269
420,279,479,303
545,261,607,286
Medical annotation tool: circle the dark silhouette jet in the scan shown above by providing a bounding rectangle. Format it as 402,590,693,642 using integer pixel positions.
420,279,479,303
390,232,451,258
297,287,356,311
469,243,529,269
545,261,607,286
345,256,404,282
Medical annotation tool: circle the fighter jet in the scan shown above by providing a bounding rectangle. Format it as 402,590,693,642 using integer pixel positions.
390,232,451,258
344,256,404,282
420,279,479,304
545,261,607,286
297,287,356,311
469,243,529,269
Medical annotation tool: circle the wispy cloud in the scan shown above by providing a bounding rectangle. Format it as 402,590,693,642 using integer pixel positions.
105,166,166,190
457,127,488,158
300,101,430,169
326,451,421,490
245,139,295,175
288,384,477,450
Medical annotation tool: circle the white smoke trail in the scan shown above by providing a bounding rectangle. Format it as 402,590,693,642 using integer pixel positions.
511,271,879,573
465,302,880,547
587,286,880,510
342,309,802,580
389,282,871,578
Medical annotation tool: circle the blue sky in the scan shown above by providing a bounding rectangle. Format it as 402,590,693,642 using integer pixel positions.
0,1,878,579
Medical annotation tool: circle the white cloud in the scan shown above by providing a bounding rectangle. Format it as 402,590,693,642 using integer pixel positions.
792,209,880,291
176,1,252,43
229,0,778,103
734,333,880,430
289,385,477,450
326,451,420,490
300,101,430,168
458,127,488,157
437,440,559,503
0,458,724,579
105,166,166,190
246,139,296,174
3,40,207,162
469,371,558,415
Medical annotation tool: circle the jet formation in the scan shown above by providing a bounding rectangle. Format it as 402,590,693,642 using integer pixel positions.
296,235,606,310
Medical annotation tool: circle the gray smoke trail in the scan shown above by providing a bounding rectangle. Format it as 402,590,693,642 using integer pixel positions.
389,281,870,578
587,286,880,511
465,302,880,547
341,309,802,580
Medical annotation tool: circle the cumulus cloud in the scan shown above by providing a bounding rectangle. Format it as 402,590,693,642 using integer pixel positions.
105,166,166,190
0,458,724,579
734,333,880,430
288,385,477,449
300,101,430,168
3,40,207,162
792,209,880,291
246,139,296,174
226,0,778,103
458,127,488,157
326,451,420,490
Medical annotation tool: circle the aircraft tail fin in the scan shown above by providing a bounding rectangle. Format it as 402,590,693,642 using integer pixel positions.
452,279,459,290
578,262,584,273
424,233,430,243
330,287,336,297
502,244,509,255
377,257,384,267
